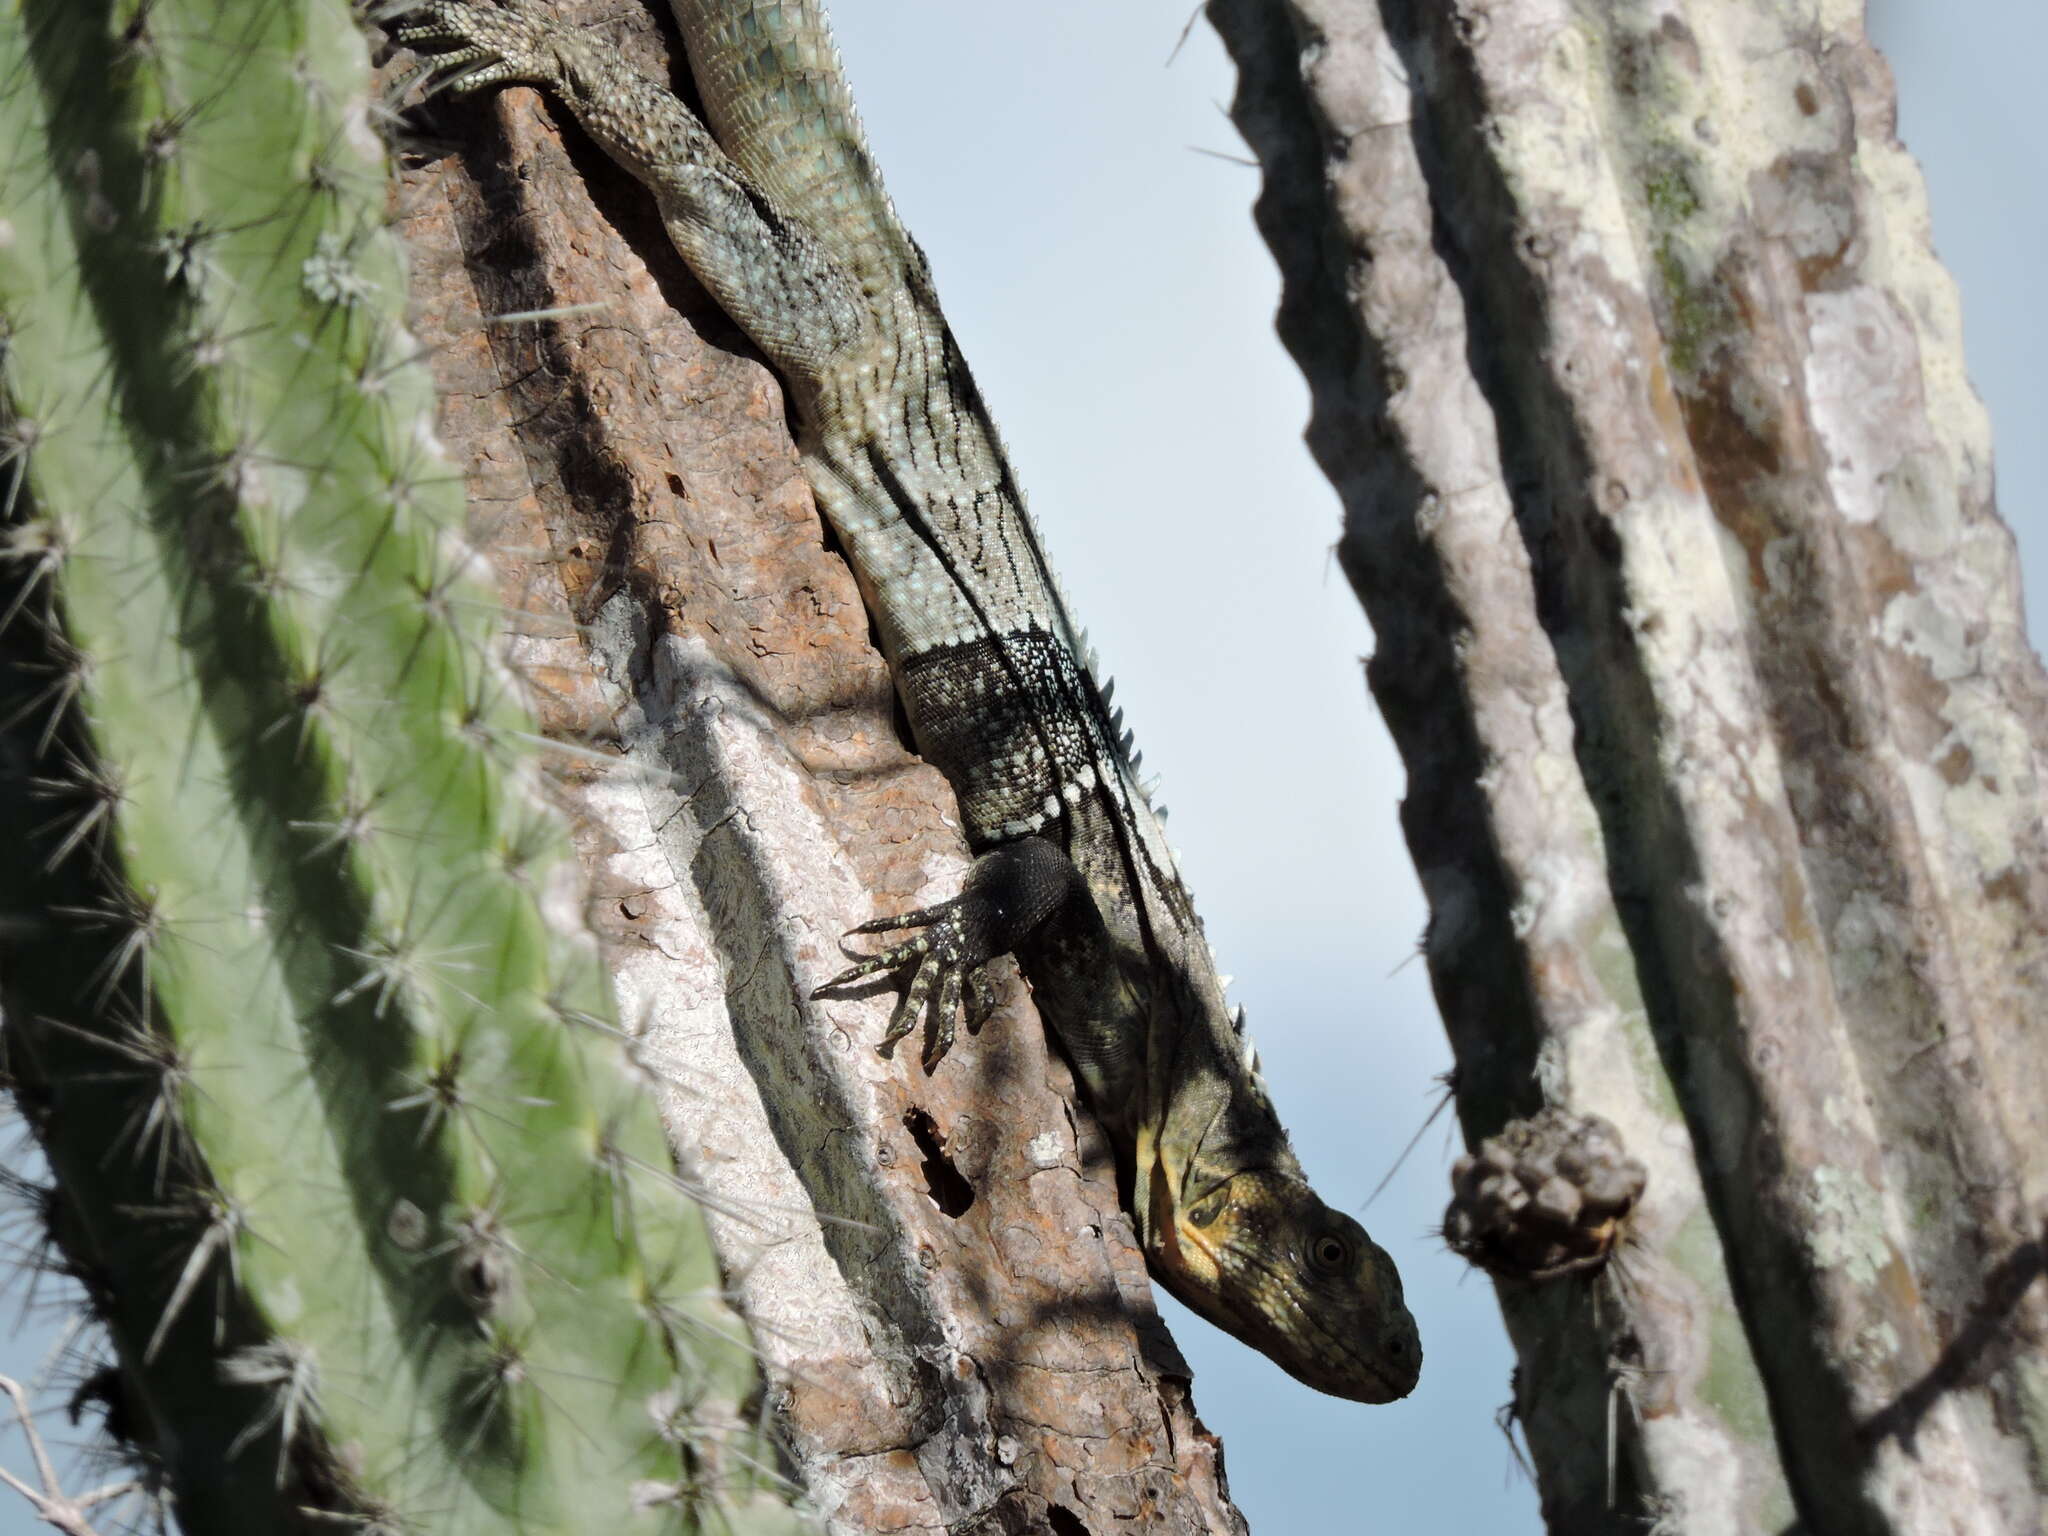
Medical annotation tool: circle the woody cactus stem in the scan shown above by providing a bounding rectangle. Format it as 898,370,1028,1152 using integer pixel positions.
1209,0,2048,1532
0,2,807,1531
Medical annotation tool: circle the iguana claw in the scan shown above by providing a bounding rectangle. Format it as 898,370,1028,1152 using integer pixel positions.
816,898,1000,1071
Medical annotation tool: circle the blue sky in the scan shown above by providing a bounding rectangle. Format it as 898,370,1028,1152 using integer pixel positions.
1,4,2040,1532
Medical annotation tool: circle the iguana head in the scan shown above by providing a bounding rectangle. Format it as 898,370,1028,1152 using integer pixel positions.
1149,1163,1421,1403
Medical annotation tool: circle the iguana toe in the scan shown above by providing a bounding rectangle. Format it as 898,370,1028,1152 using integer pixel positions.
815,893,982,1069
396,1,570,97
813,836,1080,1070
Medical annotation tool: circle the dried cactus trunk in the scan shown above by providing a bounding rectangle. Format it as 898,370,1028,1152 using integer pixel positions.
381,3,1249,1529
1207,0,2048,1532
0,2,808,1530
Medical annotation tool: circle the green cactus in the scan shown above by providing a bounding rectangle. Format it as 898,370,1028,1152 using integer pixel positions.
0,2,809,1530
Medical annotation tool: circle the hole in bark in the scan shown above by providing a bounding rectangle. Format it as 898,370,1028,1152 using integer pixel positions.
1048,1507,1091,1536
902,1108,974,1218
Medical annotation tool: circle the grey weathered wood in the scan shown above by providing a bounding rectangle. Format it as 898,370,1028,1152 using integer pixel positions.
1207,0,2048,1531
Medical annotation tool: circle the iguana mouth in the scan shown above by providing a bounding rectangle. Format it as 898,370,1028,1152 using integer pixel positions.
1151,1168,1421,1403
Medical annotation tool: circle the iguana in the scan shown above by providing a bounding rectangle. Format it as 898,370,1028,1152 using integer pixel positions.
396,0,1420,1404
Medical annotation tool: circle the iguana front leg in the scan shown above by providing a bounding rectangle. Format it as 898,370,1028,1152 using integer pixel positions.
814,836,1084,1070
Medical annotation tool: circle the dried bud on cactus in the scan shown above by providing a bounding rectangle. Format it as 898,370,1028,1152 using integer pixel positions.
1445,1109,1646,1281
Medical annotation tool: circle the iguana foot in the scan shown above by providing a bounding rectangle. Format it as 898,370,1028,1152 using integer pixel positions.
818,905,999,1071
393,0,573,96
815,836,1079,1071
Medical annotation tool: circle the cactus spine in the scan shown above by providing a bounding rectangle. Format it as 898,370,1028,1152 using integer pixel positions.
0,2,809,1530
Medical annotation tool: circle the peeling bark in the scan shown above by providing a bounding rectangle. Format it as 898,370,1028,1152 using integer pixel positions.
1207,0,2048,1531
386,9,1246,1533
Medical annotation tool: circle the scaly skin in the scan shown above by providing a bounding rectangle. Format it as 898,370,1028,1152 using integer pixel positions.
397,0,1420,1403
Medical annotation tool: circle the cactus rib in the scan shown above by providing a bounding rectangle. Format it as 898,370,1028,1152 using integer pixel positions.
0,2,810,1530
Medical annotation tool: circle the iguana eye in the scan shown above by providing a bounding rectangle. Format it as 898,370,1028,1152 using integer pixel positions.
1309,1233,1350,1272
1188,1198,1221,1227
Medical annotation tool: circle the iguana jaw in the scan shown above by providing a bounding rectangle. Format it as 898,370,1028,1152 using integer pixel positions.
1145,1159,1421,1404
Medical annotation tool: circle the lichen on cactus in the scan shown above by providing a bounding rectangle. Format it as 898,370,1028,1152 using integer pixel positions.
0,1,809,1530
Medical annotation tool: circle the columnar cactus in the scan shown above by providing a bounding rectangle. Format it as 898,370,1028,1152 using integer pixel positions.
1208,0,2048,1531
0,2,808,1530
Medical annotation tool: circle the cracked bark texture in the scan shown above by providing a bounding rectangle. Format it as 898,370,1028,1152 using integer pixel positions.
1206,0,2048,1532
384,9,1246,1536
